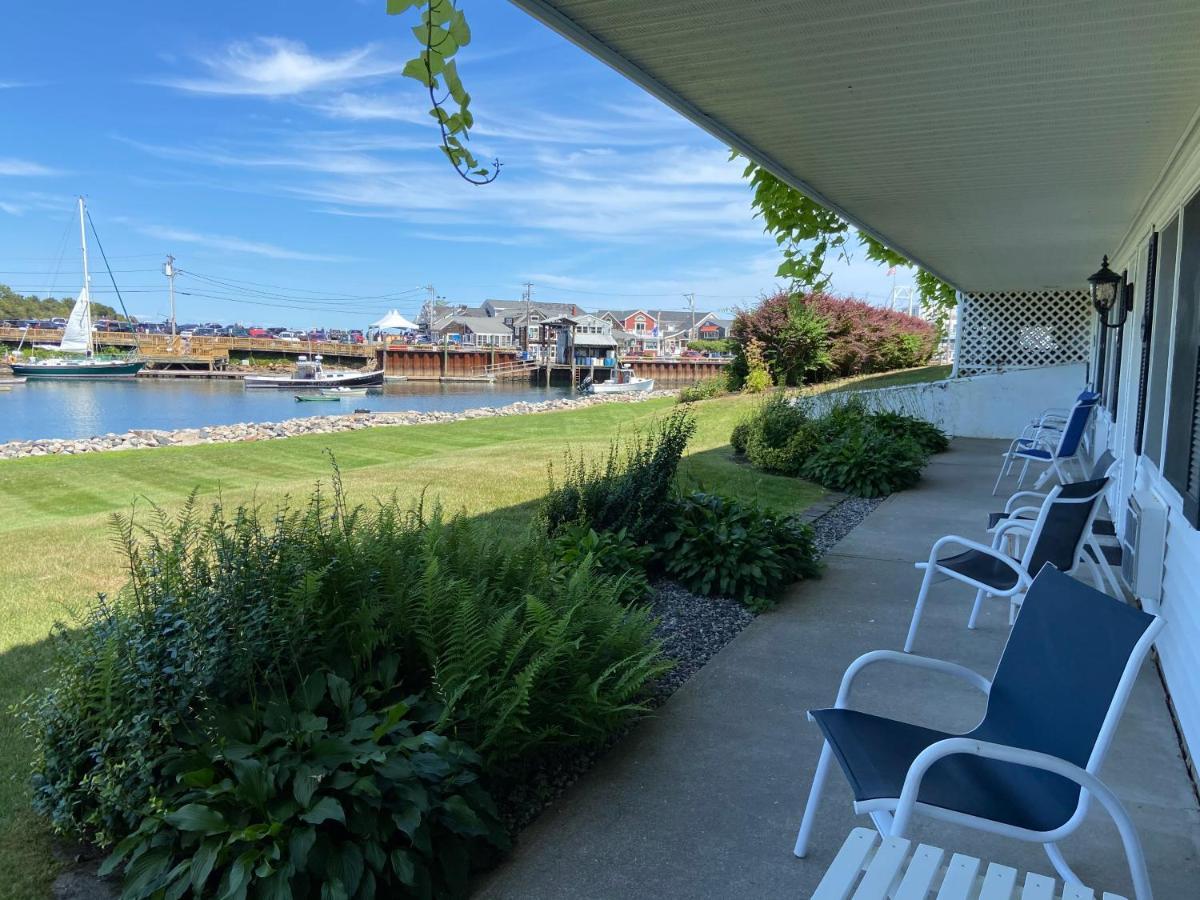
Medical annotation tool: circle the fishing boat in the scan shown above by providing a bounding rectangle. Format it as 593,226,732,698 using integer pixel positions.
10,198,145,380
583,366,654,394
244,355,384,389
319,386,369,398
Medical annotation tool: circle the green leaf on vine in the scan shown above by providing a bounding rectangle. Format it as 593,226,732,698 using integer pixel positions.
394,1,500,184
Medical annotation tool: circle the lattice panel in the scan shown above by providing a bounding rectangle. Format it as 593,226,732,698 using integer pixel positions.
956,289,1093,377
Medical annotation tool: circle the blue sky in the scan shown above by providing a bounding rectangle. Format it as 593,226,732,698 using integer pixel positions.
0,0,907,328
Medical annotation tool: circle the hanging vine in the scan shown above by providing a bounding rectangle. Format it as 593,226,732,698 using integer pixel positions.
741,157,956,333
388,0,500,184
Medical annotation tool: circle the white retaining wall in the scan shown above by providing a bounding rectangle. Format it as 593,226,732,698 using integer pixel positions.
848,363,1089,438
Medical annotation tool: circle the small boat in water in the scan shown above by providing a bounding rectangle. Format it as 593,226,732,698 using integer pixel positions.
319,386,369,397
245,355,384,389
583,366,654,395
295,394,342,403
10,199,145,381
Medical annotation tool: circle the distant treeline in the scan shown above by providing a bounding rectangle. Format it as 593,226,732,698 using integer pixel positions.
0,283,119,321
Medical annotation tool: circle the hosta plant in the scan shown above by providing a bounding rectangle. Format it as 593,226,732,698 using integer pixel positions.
658,492,820,609
101,670,507,899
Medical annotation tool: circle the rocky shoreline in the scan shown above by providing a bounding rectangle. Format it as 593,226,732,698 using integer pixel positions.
0,390,678,461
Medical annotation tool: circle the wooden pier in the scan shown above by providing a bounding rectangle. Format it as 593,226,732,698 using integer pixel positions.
0,327,375,360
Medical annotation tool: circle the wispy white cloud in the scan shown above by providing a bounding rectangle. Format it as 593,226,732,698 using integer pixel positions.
116,135,408,176
0,158,59,177
316,90,692,148
135,224,351,262
159,38,403,97
0,201,25,215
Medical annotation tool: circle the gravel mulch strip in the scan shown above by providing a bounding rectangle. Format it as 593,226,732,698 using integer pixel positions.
495,493,881,834
810,496,886,555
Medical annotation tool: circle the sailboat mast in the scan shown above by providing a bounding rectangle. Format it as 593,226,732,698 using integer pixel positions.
78,196,94,356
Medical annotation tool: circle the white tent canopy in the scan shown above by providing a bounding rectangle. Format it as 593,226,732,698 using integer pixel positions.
369,309,418,331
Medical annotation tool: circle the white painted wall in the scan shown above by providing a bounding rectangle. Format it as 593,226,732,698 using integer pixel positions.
847,363,1089,438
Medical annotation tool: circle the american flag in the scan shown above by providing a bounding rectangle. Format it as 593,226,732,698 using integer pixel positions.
886,266,897,276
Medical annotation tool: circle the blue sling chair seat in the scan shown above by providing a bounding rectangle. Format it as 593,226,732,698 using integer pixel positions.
992,391,1100,495
794,567,1164,899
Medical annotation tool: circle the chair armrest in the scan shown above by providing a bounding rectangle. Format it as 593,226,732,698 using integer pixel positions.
995,509,1039,530
917,535,1030,595
892,737,1153,900
987,513,1038,540
1003,490,1048,512
831,650,991,709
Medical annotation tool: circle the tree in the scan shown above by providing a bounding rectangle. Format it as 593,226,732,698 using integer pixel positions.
0,284,118,321
741,159,956,334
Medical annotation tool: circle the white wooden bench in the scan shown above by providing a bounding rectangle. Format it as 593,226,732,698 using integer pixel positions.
813,828,1127,900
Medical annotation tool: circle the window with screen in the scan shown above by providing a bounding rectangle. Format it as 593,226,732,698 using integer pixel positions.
1144,218,1179,466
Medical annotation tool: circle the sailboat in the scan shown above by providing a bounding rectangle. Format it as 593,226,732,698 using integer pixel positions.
10,198,145,379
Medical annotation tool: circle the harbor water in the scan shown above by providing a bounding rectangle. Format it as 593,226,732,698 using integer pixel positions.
0,378,573,444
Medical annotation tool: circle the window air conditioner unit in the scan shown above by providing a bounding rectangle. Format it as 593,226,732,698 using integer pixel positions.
1120,489,1167,605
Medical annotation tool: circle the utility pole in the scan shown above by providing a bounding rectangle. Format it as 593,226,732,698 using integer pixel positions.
684,292,696,343
522,281,533,353
421,284,436,336
163,253,177,350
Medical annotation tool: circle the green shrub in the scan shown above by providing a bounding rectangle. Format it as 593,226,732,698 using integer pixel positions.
677,375,728,404
22,477,670,890
743,366,772,394
730,422,751,455
101,674,507,899
686,338,734,354
738,393,817,476
552,524,653,603
870,409,950,454
734,394,941,497
541,409,696,544
658,492,821,608
800,425,926,497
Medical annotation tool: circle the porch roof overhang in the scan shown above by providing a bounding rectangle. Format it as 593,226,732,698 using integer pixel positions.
509,0,1200,292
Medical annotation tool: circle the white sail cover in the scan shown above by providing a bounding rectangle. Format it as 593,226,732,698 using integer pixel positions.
60,286,93,353
369,309,418,331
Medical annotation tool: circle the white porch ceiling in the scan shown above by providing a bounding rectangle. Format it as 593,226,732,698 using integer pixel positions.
509,0,1200,291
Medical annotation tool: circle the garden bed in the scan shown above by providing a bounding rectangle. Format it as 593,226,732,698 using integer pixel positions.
491,493,881,838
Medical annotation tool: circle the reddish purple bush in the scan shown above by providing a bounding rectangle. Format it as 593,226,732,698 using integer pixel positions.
730,291,935,386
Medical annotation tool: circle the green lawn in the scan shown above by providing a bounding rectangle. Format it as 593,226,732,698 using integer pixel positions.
828,364,951,392
0,392,823,898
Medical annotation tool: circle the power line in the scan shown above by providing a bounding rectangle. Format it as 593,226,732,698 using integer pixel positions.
175,290,415,315
177,268,425,302
0,268,159,275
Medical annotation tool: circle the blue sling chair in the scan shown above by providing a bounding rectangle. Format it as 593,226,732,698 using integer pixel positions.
794,567,1163,899
905,477,1110,653
989,451,1123,598
992,391,1100,495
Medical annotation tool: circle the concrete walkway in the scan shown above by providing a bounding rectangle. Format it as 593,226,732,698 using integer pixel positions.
477,439,1200,898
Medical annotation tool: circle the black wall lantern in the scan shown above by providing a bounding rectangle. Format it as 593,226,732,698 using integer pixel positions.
1088,255,1130,329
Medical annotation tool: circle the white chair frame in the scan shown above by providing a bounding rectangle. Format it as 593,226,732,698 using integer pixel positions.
794,620,1164,899
992,399,1097,496
904,481,1108,653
